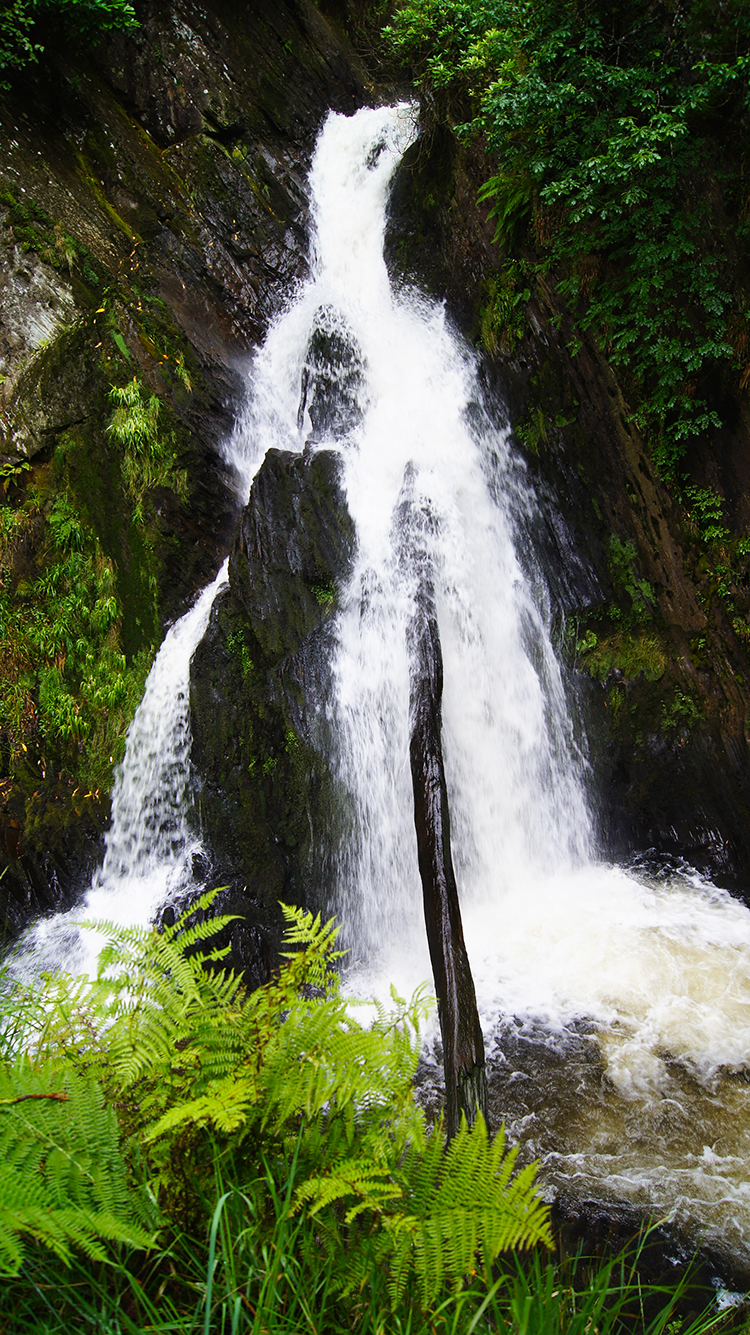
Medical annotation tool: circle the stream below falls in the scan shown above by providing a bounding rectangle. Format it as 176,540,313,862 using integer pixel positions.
12,102,750,1282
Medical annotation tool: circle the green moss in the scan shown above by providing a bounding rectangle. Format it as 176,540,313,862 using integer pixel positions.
515,404,547,455
74,149,138,244
576,627,667,682
312,579,336,609
478,264,530,356
226,626,258,687
0,188,101,289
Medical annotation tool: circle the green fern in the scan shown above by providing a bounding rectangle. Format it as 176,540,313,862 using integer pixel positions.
299,1111,551,1307
138,909,428,1168
7,896,551,1313
15,897,426,1208
383,1113,552,1306
0,1055,153,1275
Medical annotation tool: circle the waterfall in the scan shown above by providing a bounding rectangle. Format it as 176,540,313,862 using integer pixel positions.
256,104,750,1270
11,563,229,978
11,101,750,1271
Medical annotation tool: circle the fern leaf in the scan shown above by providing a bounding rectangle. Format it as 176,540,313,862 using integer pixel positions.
386,1114,552,1306
0,1056,153,1275
294,1157,404,1221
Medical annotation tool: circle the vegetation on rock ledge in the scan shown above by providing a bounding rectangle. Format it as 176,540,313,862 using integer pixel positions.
388,0,750,479
0,0,136,84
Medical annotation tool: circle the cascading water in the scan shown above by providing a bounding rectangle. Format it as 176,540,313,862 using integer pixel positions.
12,562,230,979
12,101,750,1274
260,103,750,1273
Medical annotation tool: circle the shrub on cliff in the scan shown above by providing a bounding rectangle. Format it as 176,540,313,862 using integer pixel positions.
0,0,136,82
388,0,750,476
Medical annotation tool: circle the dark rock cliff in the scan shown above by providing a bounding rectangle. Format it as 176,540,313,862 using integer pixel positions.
385,120,750,897
189,446,355,980
0,0,371,937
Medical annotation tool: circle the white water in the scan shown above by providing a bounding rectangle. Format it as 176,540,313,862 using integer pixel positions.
12,563,230,978
281,104,750,1268
12,103,750,1268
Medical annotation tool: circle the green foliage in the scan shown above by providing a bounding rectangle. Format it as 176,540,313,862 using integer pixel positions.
571,535,668,684
516,402,547,455
0,479,153,792
575,627,668,683
387,0,750,474
226,625,257,686
378,1113,551,1305
662,688,703,733
0,1055,152,1276
312,578,336,608
0,898,733,1332
607,535,656,621
0,457,30,492
482,1247,725,1335
479,261,530,354
5,897,555,1320
0,1,39,77
107,378,188,522
0,186,100,285
0,188,100,285
677,484,750,626
684,484,729,546
27,899,431,1223
0,0,137,82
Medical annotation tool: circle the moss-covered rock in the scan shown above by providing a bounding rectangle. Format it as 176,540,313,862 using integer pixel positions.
189,446,355,968
0,0,372,936
385,111,750,894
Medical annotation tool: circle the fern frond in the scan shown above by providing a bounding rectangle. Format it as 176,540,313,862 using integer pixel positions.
11,892,435,1281
146,1070,259,1140
278,902,346,987
295,1157,403,1222
385,1114,552,1306
0,1055,153,1275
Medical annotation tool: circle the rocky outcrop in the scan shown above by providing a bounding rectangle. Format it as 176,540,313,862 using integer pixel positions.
0,0,372,936
189,445,355,977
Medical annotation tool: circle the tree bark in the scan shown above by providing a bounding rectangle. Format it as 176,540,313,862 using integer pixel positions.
408,576,488,1140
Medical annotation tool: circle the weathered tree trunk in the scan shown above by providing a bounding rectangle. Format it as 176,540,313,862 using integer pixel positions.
408,575,488,1140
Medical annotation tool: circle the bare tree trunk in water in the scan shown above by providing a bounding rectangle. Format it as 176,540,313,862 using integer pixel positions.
408,578,488,1140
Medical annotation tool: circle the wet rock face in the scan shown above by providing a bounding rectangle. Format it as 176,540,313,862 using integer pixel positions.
190,446,356,974
230,447,356,663
0,0,371,938
297,307,366,441
385,113,750,894
0,246,76,392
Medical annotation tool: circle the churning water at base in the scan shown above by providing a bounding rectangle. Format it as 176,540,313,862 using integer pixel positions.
12,102,750,1271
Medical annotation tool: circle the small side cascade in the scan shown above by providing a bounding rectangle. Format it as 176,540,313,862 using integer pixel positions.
12,562,229,980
